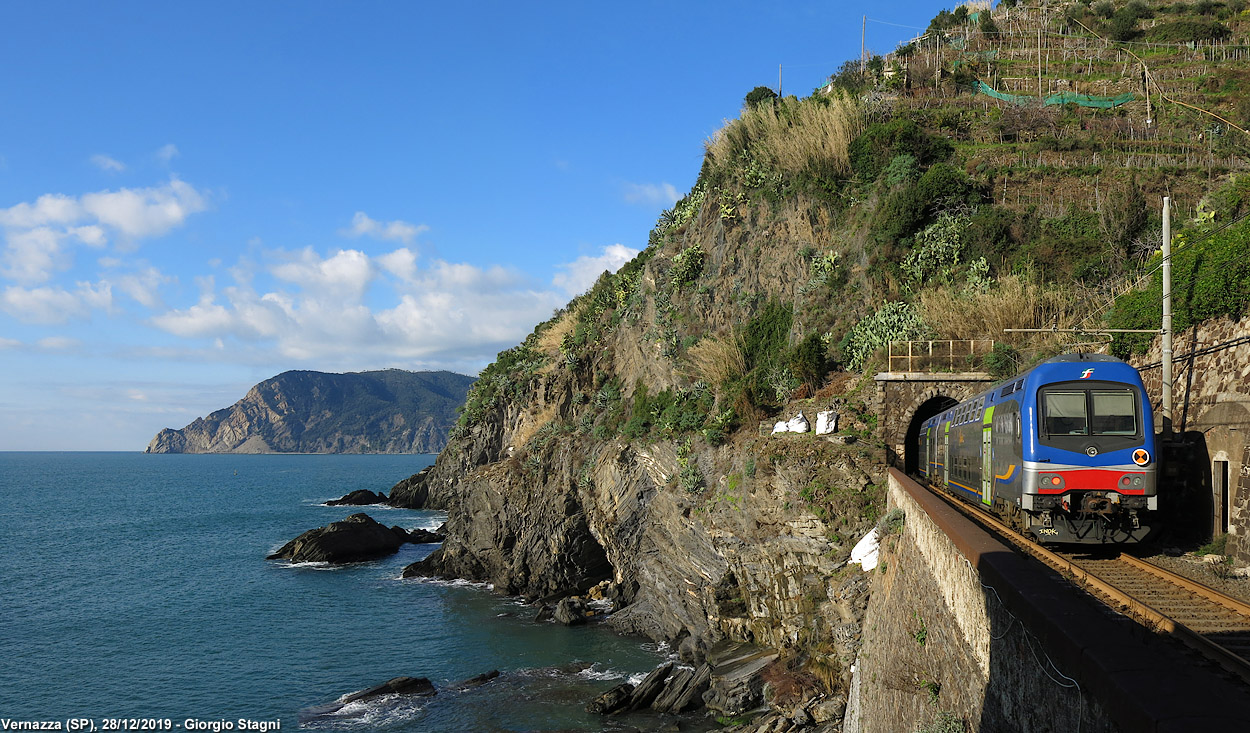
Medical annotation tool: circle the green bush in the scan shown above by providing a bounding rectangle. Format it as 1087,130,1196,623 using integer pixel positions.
915,163,983,212
883,154,919,186
1108,9,1142,40
788,332,829,389
671,245,705,288
902,213,969,286
1108,218,1250,355
849,119,952,182
1145,19,1231,42
984,343,1021,379
745,85,778,109
842,301,928,371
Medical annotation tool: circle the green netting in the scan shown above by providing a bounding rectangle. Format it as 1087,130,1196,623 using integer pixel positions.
974,80,1135,108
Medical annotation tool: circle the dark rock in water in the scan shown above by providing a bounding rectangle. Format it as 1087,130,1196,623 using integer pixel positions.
327,489,388,506
585,682,634,715
652,663,711,713
405,527,446,544
458,670,500,689
267,513,404,563
700,640,779,716
341,676,436,704
553,597,588,626
387,465,435,508
534,605,555,623
625,662,673,711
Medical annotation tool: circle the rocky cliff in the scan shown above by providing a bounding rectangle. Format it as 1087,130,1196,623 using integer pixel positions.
147,369,474,454
386,182,891,708
382,4,1250,724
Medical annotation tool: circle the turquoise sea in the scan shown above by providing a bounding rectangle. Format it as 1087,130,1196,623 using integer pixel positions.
0,453,667,731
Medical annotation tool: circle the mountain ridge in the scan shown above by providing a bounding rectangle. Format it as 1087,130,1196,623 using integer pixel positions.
146,369,475,454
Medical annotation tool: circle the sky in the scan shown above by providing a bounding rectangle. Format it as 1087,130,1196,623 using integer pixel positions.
0,0,954,450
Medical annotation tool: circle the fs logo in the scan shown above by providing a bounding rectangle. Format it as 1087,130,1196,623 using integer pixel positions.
1080,368,1095,379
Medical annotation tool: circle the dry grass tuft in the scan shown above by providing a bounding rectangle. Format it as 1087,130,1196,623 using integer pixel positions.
706,95,861,180
684,334,746,386
536,313,575,358
510,402,557,451
920,275,1083,351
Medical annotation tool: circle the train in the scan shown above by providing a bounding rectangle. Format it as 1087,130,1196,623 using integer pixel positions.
918,353,1157,544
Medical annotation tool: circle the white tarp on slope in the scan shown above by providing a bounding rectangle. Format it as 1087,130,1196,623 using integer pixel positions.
849,527,880,572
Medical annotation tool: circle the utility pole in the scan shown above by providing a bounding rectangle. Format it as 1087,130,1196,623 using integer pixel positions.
1038,23,1043,98
1162,197,1174,441
778,64,783,97
861,16,866,74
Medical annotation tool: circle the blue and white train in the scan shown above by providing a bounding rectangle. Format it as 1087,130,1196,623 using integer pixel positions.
919,353,1158,544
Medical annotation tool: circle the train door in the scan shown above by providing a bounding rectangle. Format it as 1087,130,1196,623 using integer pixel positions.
981,405,994,506
920,427,930,478
943,421,951,486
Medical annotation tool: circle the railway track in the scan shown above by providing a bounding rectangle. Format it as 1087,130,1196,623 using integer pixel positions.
924,483,1250,686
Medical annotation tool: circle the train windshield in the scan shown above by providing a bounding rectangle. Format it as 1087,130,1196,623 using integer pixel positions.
1042,387,1138,436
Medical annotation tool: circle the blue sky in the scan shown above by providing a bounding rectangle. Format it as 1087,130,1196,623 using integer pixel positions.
0,1,952,450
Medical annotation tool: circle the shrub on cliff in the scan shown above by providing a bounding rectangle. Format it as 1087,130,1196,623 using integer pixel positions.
1108,217,1250,356
745,85,778,109
848,118,952,183
1145,18,1231,42
840,301,928,371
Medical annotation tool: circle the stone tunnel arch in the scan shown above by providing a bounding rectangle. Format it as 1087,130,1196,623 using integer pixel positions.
903,392,960,474
875,372,995,472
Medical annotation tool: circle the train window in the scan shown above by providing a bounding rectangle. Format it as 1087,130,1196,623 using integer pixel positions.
1091,389,1137,435
1043,391,1088,435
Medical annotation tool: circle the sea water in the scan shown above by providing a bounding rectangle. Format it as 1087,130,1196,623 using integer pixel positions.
0,453,668,731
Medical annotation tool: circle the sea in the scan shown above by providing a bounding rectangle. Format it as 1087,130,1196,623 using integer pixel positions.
0,453,674,732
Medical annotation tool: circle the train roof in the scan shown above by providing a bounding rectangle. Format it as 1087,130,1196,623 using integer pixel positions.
921,353,1145,427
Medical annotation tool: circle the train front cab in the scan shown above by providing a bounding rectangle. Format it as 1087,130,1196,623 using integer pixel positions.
1020,374,1158,544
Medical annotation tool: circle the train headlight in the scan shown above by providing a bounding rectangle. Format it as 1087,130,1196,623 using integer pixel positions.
1132,449,1151,466
1042,474,1064,489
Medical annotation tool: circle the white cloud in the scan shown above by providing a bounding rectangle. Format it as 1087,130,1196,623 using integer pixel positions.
156,144,179,163
340,211,427,245
90,154,126,172
1,228,71,285
552,244,640,296
623,181,680,207
37,336,80,350
0,336,20,349
377,248,418,281
115,266,172,308
80,178,207,239
271,248,374,300
149,246,565,370
0,193,82,229
1,281,112,324
149,296,235,338
0,179,208,284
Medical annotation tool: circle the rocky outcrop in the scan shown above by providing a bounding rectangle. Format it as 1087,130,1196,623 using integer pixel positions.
146,369,474,454
327,489,389,506
267,513,410,563
341,676,436,703
404,527,445,544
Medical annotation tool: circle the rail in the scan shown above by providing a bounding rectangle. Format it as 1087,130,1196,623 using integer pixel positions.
915,472,1250,686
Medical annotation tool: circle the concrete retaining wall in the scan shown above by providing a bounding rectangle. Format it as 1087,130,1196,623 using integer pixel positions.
851,470,1250,732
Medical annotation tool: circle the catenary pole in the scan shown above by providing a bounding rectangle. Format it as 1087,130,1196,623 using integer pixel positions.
1162,197,1173,441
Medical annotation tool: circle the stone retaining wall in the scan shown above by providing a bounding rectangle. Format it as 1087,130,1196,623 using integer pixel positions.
1132,314,1250,561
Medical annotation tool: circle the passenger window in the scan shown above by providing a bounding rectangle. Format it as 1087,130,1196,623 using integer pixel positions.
1044,391,1088,435
1091,390,1137,435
